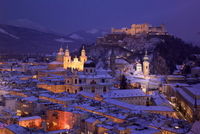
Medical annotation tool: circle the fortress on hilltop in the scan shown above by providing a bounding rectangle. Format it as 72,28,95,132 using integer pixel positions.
111,24,167,35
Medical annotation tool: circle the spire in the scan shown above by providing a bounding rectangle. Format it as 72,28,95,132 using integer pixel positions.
65,46,70,56
81,45,86,56
143,50,149,61
58,46,64,55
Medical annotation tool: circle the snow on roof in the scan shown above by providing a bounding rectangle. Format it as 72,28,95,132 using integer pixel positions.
175,85,200,106
129,126,160,134
152,92,171,106
78,73,112,79
48,129,70,134
85,117,97,123
49,61,62,65
104,89,147,98
115,59,129,64
22,96,38,102
104,98,174,112
167,75,185,79
6,124,28,134
18,116,41,121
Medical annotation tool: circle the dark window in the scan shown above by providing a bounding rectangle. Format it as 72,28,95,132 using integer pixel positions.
80,87,83,91
91,87,95,93
90,69,93,73
103,87,107,92
75,79,78,84
53,112,58,119
67,89,70,92
85,69,88,72
75,90,77,94
102,79,105,83
79,79,82,84
90,80,96,84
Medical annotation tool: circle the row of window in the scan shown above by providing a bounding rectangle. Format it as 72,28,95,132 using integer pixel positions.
66,79,106,84
66,86,107,93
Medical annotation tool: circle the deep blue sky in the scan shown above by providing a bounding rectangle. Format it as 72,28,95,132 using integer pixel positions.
0,0,200,44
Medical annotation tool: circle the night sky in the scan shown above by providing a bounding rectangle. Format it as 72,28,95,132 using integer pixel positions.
0,0,200,44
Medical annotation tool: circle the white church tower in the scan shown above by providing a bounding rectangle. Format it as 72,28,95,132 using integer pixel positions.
143,50,150,76
80,46,87,63
63,46,71,69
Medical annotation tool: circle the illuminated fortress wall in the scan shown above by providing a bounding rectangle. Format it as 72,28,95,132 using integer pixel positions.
112,24,167,35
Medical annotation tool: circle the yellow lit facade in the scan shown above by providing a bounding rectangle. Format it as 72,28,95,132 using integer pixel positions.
63,46,87,71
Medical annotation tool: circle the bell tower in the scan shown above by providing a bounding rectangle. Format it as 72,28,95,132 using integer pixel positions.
143,50,150,76
80,46,87,63
56,47,64,62
63,46,71,69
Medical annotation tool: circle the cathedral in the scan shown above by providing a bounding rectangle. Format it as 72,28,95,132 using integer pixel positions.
56,46,87,71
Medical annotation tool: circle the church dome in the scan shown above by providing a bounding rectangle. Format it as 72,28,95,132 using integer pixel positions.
84,60,96,67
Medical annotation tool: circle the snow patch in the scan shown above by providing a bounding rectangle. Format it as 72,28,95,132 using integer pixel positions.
55,38,73,43
69,34,84,40
0,28,19,39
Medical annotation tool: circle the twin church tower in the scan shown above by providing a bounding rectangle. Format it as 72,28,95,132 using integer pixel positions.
56,46,150,76
56,46,87,71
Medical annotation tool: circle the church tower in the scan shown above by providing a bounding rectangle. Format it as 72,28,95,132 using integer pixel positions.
80,46,87,63
56,47,64,62
143,50,150,76
63,46,71,69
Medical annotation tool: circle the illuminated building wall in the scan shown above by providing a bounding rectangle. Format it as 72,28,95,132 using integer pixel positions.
18,116,42,129
46,110,78,131
112,24,167,35
37,83,65,93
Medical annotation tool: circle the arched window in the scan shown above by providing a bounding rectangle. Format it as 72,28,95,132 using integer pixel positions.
101,79,105,83
75,90,77,94
67,89,70,93
75,79,78,84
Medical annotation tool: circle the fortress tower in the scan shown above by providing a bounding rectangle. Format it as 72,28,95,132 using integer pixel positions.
143,50,150,76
